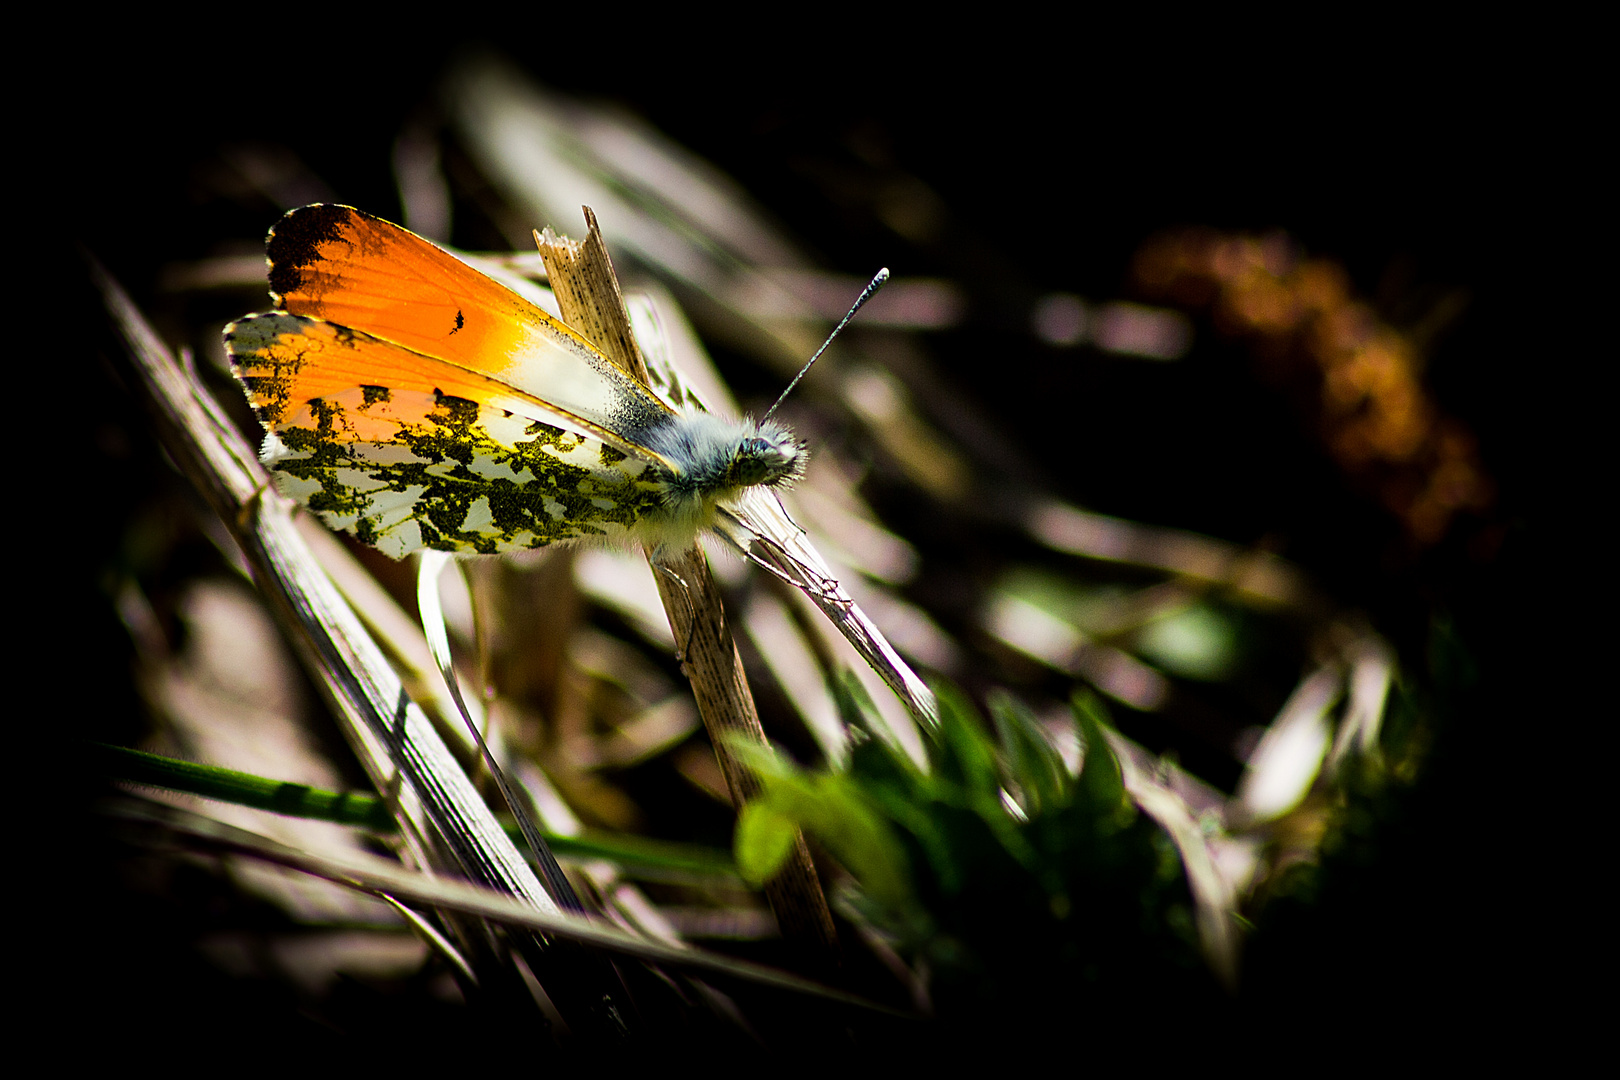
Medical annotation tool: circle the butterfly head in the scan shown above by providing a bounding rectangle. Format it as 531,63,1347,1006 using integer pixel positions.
729,418,808,489
640,412,807,504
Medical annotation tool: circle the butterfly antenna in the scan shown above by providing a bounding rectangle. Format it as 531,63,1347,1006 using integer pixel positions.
761,268,890,424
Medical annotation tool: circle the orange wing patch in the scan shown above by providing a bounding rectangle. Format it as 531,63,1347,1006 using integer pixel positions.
267,204,559,370
267,205,672,434
233,312,552,434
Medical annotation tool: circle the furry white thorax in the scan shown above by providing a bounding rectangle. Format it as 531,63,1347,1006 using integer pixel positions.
629,410,806,552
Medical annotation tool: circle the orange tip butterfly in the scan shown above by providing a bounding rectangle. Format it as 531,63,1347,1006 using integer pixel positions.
225,204,884,562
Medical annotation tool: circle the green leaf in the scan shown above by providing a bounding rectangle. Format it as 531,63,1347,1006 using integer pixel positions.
100,743,739,882
926,684,1042,872
865,783,964,894
544,831,739,882
987,690,1070,815
726,738,916,914
831,668,883,739
94,743,397,830
1132,604,1240,681
847,735,921,789
1071,691,1127,813
789,775,915,913
836,670,923,786
930,680,1002,800
734,801,799,886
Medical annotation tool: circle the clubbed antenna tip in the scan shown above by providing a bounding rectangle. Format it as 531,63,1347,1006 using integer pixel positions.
762,268,890,423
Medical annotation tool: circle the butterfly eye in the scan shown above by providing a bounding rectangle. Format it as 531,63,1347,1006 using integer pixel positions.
730,439,773,486
729,434,803,488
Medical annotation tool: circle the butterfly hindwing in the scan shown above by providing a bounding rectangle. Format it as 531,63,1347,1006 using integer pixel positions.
226,312,672,557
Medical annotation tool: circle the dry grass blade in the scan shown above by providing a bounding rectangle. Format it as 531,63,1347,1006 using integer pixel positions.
719,488,939,735
1025,500,1318,613
446,60,944,741
418,551,584,912
105,798,908,1018
87,254,639,1033
533,213,839,966
1111,746,1242,989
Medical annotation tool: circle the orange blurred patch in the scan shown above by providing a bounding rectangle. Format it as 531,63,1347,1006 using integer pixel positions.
1132,229,1494,548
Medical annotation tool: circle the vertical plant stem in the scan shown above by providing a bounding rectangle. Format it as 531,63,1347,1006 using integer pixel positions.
535,210,839,967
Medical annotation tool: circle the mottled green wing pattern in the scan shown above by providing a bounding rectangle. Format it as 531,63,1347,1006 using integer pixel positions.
228,312,673,558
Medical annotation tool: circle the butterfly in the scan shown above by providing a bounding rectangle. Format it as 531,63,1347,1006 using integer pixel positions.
225,204,814,561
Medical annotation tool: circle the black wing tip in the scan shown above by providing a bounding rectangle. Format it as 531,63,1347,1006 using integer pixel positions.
267,204,372,300
268,205,338,304
272,202,365,233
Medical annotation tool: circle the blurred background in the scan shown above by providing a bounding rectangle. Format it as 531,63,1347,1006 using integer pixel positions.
40,20,1567,1051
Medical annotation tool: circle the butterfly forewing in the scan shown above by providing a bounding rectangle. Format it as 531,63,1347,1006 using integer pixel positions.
226,312,673,558
268,204,674,441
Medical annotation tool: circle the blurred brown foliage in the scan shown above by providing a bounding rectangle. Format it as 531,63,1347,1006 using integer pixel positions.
1135,230,1494,548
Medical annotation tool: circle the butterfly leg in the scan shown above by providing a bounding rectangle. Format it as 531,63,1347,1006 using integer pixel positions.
746,537,853,610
